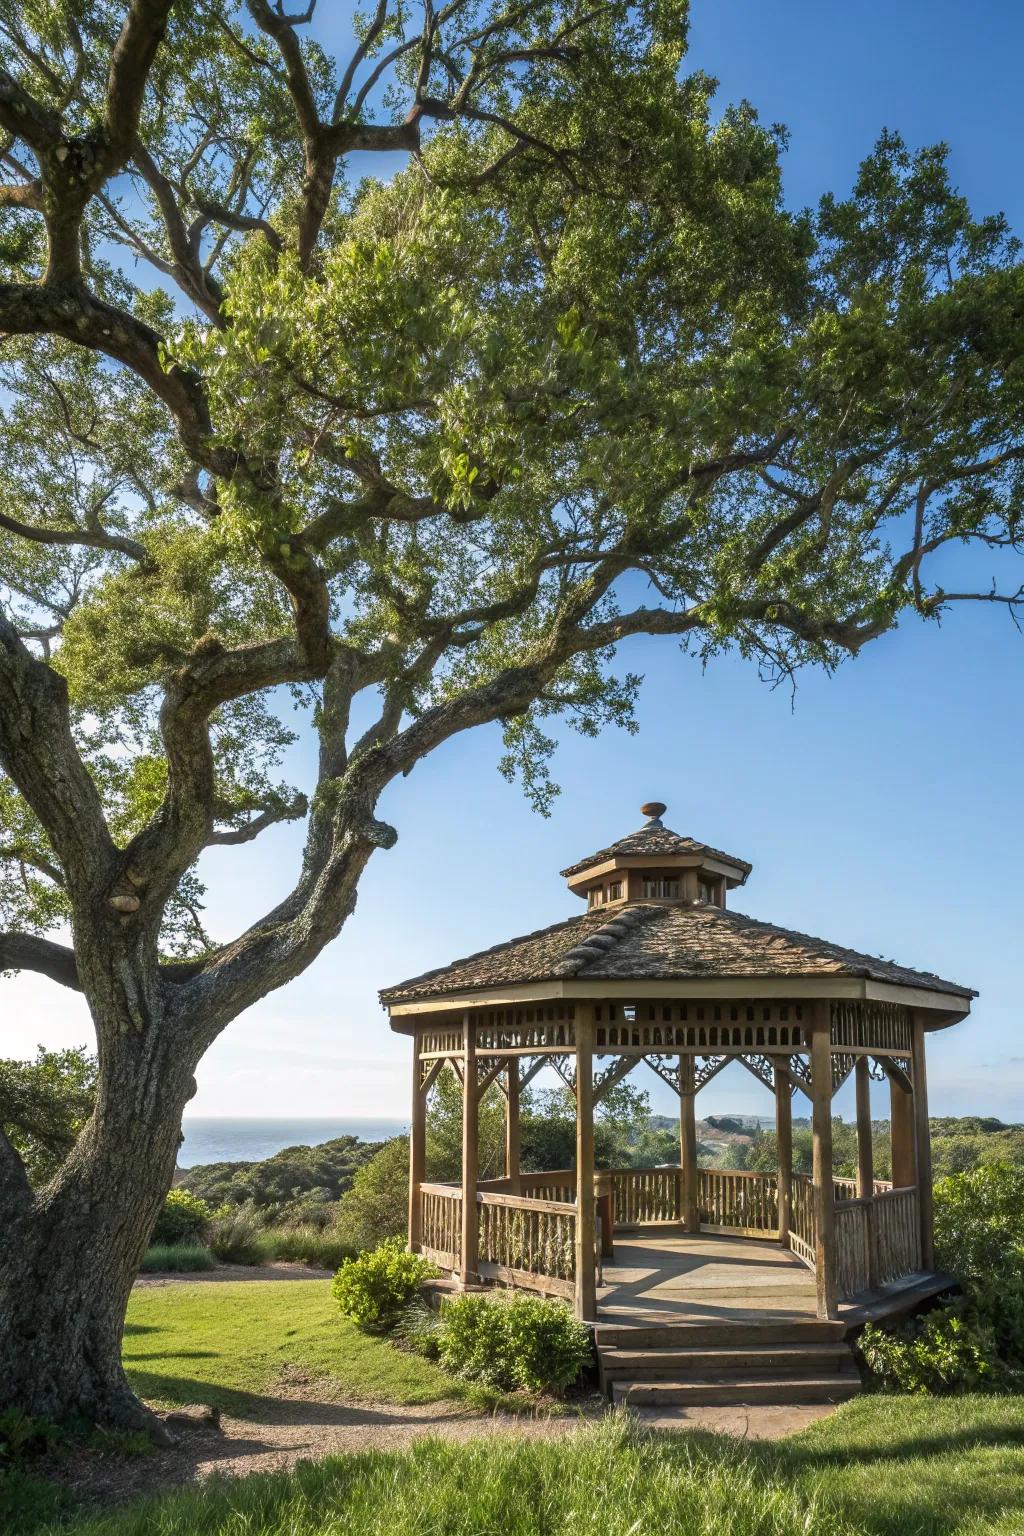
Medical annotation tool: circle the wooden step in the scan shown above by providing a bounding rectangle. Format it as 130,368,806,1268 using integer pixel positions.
611,1373,862,1408
594,1319,846,1350
599,1342,853,1382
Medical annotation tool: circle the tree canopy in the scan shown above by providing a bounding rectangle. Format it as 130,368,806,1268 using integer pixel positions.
0,1045,96,1185
2,0,1022,1014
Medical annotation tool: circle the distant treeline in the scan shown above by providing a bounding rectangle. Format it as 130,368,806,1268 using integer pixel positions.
176,1109,1024,1231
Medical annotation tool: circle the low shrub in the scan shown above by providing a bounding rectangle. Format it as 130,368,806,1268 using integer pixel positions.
206,1204,273,1266
153,1188,211,1246
140,1243,216,1274
437,1291,509,1384
859,1302,1003,1394
934,1163,1024,1363
268,1225,357,1270
331,1241,436,1331
437,1292,591,1395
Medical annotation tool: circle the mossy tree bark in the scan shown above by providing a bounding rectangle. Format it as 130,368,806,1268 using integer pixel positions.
0,1023,196,1431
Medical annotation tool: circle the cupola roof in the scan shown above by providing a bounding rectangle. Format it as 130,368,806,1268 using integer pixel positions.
559,802,751,893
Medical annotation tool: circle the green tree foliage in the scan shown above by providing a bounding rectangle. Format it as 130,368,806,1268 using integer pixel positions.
426,1070,507,1182
519,1079,679,1171
2,4,1022,1019
180,1135,378,1222
0,1047,96,1186
151,1187,210,1245
335,1136,411,1251
930,1119,1024,1177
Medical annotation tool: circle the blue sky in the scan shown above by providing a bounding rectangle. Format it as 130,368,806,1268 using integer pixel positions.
6,0,1024,1127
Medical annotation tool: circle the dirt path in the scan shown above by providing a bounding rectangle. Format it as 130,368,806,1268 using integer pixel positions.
54,1389,835,1512
53,1396,592,1509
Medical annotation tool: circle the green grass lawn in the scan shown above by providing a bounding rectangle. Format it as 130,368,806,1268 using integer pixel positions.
20,1395,1024,1536
123,1280,474,1414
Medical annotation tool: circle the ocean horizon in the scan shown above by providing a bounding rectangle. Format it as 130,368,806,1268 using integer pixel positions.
178,1116,408,1167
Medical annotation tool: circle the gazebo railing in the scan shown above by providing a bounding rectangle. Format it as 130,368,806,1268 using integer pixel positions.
876,1187,921,1283
834,1185,921,1297
518,1171,576,1203
790,1172,816,1267
476,1190,577,1297
609,1166,683,1226
833,1175,893,1201
417,1168,922,1303
698,1169,779,1234
419,1182,463,1270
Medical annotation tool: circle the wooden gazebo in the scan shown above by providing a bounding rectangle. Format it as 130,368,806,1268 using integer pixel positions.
381,803,974,1328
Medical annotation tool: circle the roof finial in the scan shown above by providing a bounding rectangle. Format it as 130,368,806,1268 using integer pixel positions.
640,800,667,827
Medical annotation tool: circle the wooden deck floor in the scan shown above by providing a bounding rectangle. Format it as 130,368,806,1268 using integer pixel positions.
596,1230,955,1329
597,1232,818,1325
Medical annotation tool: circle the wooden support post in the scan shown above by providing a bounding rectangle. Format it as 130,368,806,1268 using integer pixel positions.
460,1012,478,1285
911,1014,934,1270
595,1172,615,1259
775,1061,792,1249
855,1055,880,1291
574,1004,597,1322
679,1053,699,1233
505,1057,521,1194
810,1007,838,1319
408,1033,426,1253
889,1070,916,1189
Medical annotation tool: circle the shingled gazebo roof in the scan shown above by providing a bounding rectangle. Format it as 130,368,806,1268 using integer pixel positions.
559,821,752,881
380,900,975,1005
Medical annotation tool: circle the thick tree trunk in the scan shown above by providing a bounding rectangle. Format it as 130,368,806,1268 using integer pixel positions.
0,1010,198,1432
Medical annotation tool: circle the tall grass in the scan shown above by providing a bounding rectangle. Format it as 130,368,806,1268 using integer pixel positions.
266,1225,356,1270
139,1244,215,1274
205,1207,274,1266
33,1416,850,1536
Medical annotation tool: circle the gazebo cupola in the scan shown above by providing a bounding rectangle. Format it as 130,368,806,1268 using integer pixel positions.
560,802,752,911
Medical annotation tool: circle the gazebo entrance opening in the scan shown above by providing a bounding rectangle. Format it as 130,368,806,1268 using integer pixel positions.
406,999,931,1322
381,804,974,1325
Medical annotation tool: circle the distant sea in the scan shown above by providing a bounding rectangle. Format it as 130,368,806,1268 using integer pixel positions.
178,1116,408,1167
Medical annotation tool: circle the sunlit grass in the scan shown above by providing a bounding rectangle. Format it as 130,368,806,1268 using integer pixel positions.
122,1279,478,1413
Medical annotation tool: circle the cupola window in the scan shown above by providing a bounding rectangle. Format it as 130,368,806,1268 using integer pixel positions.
643,876,680,899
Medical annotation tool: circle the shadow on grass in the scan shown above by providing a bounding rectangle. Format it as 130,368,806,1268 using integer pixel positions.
123,1369,483,1427
125,1348,220,1363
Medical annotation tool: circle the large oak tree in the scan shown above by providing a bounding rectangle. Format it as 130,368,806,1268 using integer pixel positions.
1,0,1022,1430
